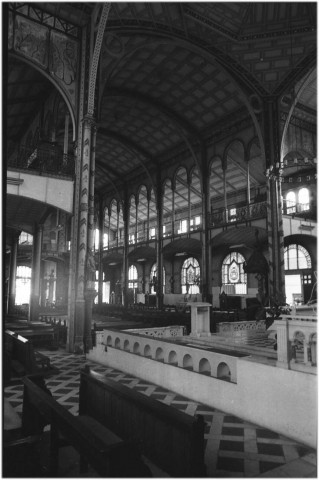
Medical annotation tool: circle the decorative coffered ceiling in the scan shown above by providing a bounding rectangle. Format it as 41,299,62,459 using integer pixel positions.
5,2,317,244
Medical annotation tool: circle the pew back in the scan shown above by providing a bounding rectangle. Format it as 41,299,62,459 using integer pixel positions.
5,330,52,376
79,366,206,477
22,375,149,477
5,330,36,374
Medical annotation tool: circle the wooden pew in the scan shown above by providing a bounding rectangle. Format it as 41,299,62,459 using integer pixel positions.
79,366,206,477
39,315,68,345
18,327,59,349
20,374,151,477
5,330,55,377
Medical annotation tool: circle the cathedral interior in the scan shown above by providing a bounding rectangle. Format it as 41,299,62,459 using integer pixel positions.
3,2,317,478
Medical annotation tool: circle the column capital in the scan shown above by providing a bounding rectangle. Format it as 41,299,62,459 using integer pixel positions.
265,163,284,181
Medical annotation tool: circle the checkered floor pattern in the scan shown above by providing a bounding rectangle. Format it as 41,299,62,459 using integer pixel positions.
4,350,316,477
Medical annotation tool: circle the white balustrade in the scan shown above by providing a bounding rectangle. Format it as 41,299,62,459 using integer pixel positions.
274,314,317,370
91,328,240,383
126,325,186,338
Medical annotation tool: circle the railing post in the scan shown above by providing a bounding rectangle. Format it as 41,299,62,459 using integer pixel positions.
304,340,312,365
275,318,290,369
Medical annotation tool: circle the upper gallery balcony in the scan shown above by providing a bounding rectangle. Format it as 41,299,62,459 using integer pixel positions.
8,142,75,178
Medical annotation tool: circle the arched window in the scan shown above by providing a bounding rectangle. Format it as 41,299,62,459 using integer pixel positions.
181,257,200,294
222,252,247,294
128,265,138,289
94,228,109,251
298,188,310,212
150,263,165,294
15,266,32,305
19,231,33,245
284,244,311,270
286,191,296,214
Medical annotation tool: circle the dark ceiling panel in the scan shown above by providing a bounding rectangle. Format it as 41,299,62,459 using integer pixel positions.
5,2,316,236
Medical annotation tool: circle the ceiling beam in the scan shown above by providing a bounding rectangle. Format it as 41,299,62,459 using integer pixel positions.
98,128,156,191
103,87,201,145
212,170,237,192
102,87,202,174
228,155,259,185
209,184,224,197
98,127,157,167
94,162,123,201
176,174,202,197
95,158,123,180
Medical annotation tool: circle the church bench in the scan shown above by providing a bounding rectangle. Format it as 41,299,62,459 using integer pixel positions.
39,315,68,345
20,374,150,477
5,323,59,348
21,375,151,476
79,366,206,477
16,327,59,348
5,330,54,376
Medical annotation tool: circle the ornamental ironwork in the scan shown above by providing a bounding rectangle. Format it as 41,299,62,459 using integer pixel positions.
8,143,75,177
208,200,267,228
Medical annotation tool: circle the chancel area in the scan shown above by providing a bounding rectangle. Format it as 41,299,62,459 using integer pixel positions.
3,2,317,477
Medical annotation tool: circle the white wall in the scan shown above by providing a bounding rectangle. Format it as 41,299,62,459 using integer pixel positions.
7,170,74,213
235,358,317,448
283,216,317,238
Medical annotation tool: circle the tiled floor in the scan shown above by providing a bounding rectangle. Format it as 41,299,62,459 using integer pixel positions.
4,349,317,478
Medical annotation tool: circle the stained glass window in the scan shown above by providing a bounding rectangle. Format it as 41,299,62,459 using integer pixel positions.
181,257,200,294
222,252,247,294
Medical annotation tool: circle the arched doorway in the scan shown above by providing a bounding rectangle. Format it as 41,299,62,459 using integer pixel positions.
284,244,313,305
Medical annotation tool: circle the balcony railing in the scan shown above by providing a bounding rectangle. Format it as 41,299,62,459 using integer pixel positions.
102,221,202,251
96,196,318,253
282,201,316,218
208,201,267,227
108,238,124,249
8,144,75,177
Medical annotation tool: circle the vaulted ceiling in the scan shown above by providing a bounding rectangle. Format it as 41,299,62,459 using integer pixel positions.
5,2,317,243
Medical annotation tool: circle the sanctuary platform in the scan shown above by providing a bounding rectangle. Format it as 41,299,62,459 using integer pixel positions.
87,310,317,450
